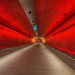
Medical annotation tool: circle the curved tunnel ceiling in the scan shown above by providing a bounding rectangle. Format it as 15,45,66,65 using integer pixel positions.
34,0,75,37
0,0,74,38
0,0,75,57
33,0,75,57
0,0,36,38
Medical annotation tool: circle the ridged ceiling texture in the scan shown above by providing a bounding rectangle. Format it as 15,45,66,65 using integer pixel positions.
34,0,75,57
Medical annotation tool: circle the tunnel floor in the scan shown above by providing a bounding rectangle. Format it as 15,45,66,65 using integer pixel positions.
0,43,75,75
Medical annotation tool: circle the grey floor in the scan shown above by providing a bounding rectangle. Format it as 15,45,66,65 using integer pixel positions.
0,43,75,75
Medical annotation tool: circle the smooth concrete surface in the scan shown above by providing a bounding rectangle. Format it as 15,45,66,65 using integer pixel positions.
45,45,75,69
0,43,75,75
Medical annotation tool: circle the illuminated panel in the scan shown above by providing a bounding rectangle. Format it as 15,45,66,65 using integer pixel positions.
45,14,75,57
34,0,75,37
46,25,75,57
0,25,32,50
46,15,75,38
50,15,75,36
34,0,75,57
31,37,38,43
0,0,36,37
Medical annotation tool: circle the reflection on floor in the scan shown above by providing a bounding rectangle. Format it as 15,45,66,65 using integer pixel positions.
0,43,75,75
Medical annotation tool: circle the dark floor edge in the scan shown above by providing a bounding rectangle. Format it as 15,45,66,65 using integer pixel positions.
0,44,32,57
44,44,75,70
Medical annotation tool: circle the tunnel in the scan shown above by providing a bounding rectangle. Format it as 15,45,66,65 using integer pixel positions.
0,0,75,75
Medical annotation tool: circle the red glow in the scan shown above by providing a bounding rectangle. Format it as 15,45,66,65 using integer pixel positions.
0,25,32,50
31,37,38,43
0,0,36,37
46,25,75,57
0,0,36,50
34,0,75,57
34,0,75,37
0,0,75,58
40,37,46,43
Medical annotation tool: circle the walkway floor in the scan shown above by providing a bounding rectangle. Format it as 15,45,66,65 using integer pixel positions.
0,43,75,75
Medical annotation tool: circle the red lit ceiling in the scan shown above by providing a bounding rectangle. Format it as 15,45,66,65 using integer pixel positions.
34,0,75,57
0,0,36,49
0,0,36,37
0,0,75,57
34,0,75,37
0,24,31,49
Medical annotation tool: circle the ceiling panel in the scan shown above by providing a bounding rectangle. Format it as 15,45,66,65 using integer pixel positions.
34,0,75,37
0,0,36,37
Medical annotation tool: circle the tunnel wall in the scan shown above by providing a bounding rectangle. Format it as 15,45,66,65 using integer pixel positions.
46,16,75,57
34,0,75,57
0,0,36,37
0,25,32,50
0,0,36,50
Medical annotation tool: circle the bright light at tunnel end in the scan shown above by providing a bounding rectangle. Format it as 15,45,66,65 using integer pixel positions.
40,37,46,43
31,37,46,43
31,37,38,43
